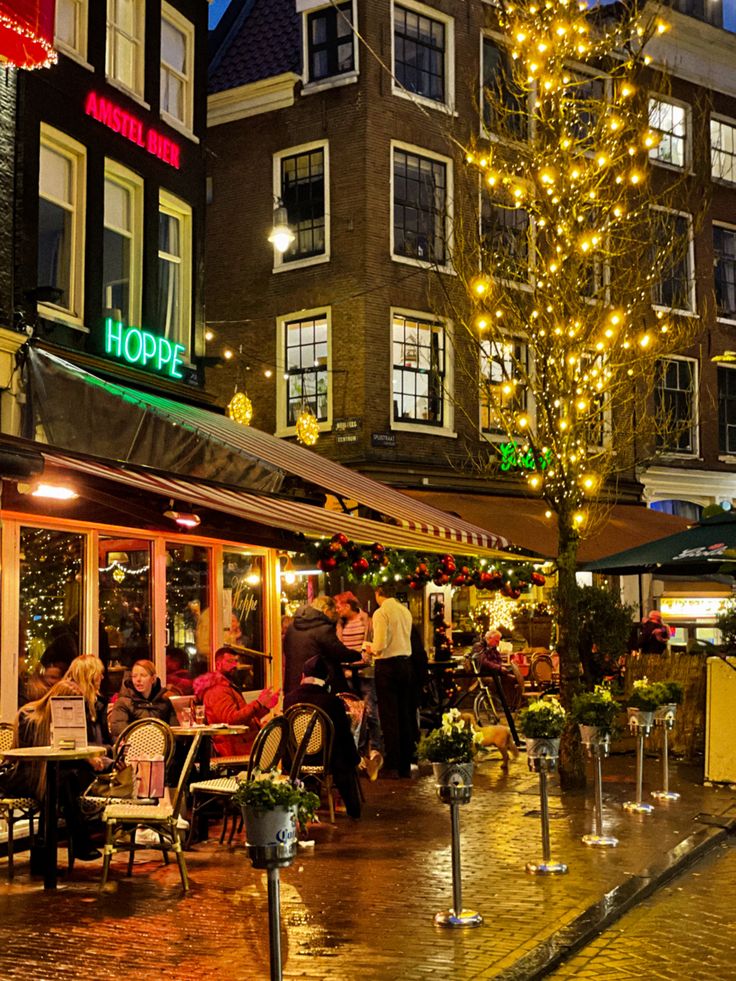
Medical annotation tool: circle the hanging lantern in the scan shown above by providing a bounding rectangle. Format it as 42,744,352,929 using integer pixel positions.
0,0,56,69
227,391,253,426
296,408,319,446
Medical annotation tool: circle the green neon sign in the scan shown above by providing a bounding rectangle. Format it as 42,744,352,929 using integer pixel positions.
104,318,186,379
498,441,553,472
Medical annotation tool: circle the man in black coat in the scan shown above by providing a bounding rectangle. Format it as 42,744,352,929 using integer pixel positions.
283,655,361,819
283,596,360,694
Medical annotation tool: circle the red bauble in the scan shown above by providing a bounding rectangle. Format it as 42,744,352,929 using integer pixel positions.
531,572,546,586
329,541,342,552
323,557,337,569
479,571,493,586
352,557,369,573
333,533,350,546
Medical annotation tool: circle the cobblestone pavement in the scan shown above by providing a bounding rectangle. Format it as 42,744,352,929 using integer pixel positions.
548,839,736,980
0,753,733,981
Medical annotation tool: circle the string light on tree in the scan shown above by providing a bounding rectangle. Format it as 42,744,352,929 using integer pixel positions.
296,408,320,446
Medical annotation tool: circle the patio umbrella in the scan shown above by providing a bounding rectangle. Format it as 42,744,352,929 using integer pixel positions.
583,511,736,576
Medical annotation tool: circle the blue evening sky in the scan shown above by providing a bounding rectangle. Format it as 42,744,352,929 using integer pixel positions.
209,0,232,29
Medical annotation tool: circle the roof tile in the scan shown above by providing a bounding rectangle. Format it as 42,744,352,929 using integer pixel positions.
209,0,301,93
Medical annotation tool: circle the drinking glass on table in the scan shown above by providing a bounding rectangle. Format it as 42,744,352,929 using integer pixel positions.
194,704,206,725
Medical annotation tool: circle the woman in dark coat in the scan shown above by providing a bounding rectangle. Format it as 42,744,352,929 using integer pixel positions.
109,659,176,740
282,596,360,694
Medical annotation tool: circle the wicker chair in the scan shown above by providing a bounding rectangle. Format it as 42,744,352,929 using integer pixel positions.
0,723,40,878
100,731,201,892
284,704,335,822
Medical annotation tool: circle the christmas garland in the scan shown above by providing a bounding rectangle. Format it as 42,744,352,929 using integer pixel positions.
305,534,545,594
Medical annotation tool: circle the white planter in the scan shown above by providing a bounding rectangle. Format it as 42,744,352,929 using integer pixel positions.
432,761,474,803
578,725,611,756
243,804,298,850
525,737,560,772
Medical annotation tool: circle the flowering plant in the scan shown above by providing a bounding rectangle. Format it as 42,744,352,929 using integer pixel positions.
417,709,483,764
656,680,684,705
518,697,567,738
571,686,619,733
627,678,666,711
233,770,320,826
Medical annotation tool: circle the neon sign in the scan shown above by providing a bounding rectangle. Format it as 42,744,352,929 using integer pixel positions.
84,92,181,170
498,441,553,472
104,318,186,379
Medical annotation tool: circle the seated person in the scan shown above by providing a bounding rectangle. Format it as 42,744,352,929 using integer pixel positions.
472,630,504,673
193,646,279,756
165,647,194,695
283,655,361,819
109,659,177,740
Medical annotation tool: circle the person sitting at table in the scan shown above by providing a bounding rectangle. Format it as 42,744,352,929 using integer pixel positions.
109,659,177,740
165,647,194,695
14,654,111,861
193,647,280,757
283,656,361,819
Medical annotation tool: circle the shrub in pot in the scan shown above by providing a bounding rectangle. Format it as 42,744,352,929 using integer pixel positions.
418,708,481,801
571,686,619,746
518,698,567,769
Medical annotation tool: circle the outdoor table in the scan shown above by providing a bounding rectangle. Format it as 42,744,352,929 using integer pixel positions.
1,744,106,889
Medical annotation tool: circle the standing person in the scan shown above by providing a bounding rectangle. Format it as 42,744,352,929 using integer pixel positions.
639,610,671,655
335,592,384,780
283,596,360,694
366,583,415,779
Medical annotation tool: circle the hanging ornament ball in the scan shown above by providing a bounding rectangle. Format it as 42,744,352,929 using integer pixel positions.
296,409,320,446
112,566,126,583
227,392,253,426
352,557,370,574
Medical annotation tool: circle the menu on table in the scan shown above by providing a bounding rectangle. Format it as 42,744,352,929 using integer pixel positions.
50,696,88,749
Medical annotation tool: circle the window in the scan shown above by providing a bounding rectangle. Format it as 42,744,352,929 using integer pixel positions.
649,97,688,168
306,1,355,83
482,36,526,139
392,144,450,265
274,143,328,267
106,0,144,97
480,338,527,433
711,117,736,184
480,194,530,283
718,367,736,454
393,1,453,108
564,72,606,148
280,312,330,428
55,0,87,59
156,190,192,348
652,211,695,313
161,3,194,131
714,224,736,321
37,125,86,324
392,312,446,427
103,162,142,327
656,357,697,454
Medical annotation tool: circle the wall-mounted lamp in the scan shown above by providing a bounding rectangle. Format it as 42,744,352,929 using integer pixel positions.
280,553,297,586
268,200,295,254
17,481,78,500
164,504,201,529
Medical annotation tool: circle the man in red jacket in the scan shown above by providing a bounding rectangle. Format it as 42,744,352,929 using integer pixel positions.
194,647,280,756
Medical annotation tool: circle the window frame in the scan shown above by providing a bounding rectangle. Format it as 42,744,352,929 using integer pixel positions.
102,159,143,329
390,307,455,437
157,188,192,351
479,181,533,289
272,139,330,272
391,0,455,114
106,0,146,100
275,307,333,437
479,336,529,437
648,94,690,171
37,123,87,330
54,0,89,64
717,364,736,457
650,207,697,317
711,114,736,186
301,0,358,92
160,1,195,135
714,221,736,325
390,140,453,272
655,355,699,457
480,31,529,141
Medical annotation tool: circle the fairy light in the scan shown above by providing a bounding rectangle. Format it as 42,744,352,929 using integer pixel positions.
295,409,320,446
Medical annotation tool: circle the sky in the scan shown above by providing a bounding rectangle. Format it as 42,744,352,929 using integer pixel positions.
209,0,232,30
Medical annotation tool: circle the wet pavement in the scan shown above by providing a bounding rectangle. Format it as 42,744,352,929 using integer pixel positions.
0,750,734,980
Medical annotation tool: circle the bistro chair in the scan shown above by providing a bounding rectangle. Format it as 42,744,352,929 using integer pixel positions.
100,731,202,893
0,723,40,879
530,653,555,690
284,704,336,823
188,716,289,846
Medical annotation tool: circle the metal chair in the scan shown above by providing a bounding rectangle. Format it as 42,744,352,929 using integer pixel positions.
284,704,336,822
530,653,555,689
100,731,201,892
0,723,40,878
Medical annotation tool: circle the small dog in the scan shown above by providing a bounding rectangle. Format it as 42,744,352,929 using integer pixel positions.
460,713,519,770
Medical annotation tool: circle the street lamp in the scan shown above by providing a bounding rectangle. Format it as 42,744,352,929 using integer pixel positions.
268,200,295,254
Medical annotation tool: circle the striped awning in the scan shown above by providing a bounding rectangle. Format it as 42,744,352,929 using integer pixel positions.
31,349,509,552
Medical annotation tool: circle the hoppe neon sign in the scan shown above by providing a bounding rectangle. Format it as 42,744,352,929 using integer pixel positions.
105,318,186,379
84,92,181,170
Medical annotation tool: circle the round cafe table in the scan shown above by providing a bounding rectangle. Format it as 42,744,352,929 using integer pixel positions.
1,744,106,889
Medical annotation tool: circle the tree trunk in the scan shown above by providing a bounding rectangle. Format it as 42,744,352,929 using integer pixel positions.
556,508,586,790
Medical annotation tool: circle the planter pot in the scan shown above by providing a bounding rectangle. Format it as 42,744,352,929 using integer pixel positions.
578,725,611,756
654,702,678,729
525,737,560,772
432,761,474,804
243,804,298,868
627,707,655,735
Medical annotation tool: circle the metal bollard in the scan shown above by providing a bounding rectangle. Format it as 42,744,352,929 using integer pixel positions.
582,740,618,848
434,767,483,927
247,841,296,981
651,707,680,802
623,724,654,815
526,766,568,875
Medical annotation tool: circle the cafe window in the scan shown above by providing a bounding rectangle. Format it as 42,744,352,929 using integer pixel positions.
392,311,447,428
18,528,84,705
37,125,86,326
655,356,698,455
711,116,736,184
278,310,330,432
165,543,211,682
393,0,453,110
305,1,355,84
103,160,143,327
157,190,192,348
220,551,266,689
161,2,194,131
106,0,145,98
55,0,88,60
714,223,736,321
392,143,451,267
99,537,153,669
274,142,328,268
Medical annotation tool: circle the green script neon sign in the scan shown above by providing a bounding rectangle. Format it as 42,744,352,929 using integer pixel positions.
104,318,186,379
498,441,553,472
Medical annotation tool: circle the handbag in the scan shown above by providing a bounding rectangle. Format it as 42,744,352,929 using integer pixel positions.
129,756,165,800
85,764,135,800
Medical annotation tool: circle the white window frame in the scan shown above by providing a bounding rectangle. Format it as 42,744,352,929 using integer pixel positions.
300,0,359,95
275,307,333,437
390,140,453,273
651,206,697,317
161,2,195,135
714,220,736,325
717,363,736,458
106,0,146,100
479,336,529,438
38,124,87,330
648,94,690,171
656,355,699,458
479,31,530,142
103,159,143,328
390,306,455,438
711,114,736,186
391,0,455,114
54,0,89,65
157,189,192,350
272,140,330,273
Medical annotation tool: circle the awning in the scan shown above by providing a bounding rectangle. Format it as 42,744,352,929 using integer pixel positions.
27,349,508,552
400,490,690,563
